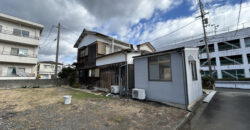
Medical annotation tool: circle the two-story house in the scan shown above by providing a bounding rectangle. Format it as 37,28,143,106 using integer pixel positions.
74,29,155,94
37,61,63,79
0,13,44,80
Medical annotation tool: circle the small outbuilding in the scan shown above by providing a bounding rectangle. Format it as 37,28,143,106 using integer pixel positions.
133,47,202,110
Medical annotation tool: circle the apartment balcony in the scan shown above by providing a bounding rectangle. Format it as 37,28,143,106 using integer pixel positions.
0,29,39,46
0,51,37,64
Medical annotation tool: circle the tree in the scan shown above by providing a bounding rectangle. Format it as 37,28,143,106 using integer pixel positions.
58,67,76,86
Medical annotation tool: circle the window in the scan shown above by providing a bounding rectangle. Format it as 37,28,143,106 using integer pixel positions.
19,48,28,56
199,44,215,53
202,70,217,79
79,47,88,57
13,29,30,37
245,37,250,47
44,65,51,69
0,25,2,33
79,70,84,78
190,61,198,80
200,58,216,66
148,54,171,81
248,54,250,64
222,69,245,80
13,29,21,36
11,48,19,56
22,30,29,37
7,67,16,76
218,39,241,51
105,45,110,54
10,48,28,56
220,55,243,66
114,46,122,52
88,68,100,77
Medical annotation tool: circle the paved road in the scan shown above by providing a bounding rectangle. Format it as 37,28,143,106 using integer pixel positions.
182,88,250,130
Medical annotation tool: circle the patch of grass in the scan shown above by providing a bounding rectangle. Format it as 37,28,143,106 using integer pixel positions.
70,90,110,100
112,115,127,123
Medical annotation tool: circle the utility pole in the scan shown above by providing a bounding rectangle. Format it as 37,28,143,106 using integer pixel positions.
210,24,219,35
198,0,213,78
55,23,60,79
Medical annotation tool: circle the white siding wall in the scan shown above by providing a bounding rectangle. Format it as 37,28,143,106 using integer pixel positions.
39,63,63,74
78,35,98,48
127,52,141,64
184,48,203,105
96,53,125,66
0,63,34,77
0,14,43,80
0,20,38,38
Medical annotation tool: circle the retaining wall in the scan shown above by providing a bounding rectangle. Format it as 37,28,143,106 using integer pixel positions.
0,79,68,89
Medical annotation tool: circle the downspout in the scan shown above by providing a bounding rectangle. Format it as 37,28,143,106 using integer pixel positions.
121,51,129,96
119,64,126,95
181,50,191,111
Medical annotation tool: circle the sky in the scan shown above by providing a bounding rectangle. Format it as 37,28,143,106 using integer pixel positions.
0,0,249,65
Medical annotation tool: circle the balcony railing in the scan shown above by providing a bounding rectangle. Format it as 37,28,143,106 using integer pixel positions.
0,51,37,58
0,28,39,40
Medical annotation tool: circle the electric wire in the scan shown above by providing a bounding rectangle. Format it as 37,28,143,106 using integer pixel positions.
40,25,55,45
234,0,243,36
150,17,201,43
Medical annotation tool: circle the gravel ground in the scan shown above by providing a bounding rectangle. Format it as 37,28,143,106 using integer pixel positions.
0,87,188,130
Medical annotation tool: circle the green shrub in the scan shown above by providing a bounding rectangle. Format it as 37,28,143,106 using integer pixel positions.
58,67,77,86
202,76,215,89
72,82,80,88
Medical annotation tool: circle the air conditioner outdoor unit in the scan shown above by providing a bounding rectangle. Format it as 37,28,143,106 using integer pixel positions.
111,85,120,94
132,88,146,100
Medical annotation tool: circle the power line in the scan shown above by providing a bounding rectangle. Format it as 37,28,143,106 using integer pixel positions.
150,18,201,43
40,25,55,45
40,36,57,49
60,24,82,37
234,0,243,36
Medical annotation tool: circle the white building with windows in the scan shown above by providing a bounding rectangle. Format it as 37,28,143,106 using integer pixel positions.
38,61,63,79
0,13,43,80
159,27,250,81
134,47,202,109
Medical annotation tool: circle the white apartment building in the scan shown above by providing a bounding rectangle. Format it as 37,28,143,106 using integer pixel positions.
159,27,250,80
38,61,63,79
0,13,44,80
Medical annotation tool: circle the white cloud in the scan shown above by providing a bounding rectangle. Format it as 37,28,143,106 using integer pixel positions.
135,0,250,50
1,0,248,64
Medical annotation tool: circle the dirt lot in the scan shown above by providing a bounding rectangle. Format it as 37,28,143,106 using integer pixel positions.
0,87,188,130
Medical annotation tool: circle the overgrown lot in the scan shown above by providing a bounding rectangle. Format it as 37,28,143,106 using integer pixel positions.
0,87,187,130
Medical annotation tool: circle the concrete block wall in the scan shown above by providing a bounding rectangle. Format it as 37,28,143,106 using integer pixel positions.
0,79,68,89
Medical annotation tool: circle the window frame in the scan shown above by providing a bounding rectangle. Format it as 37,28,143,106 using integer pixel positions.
10,48,19,56
18,48,28,56
88,68,100,78
190,61,198,81
44,65,51,69
7,67,17,76
245,37,250,47
13,28,22,36
148,54,172,81
22,30,30,37
0,25,2,33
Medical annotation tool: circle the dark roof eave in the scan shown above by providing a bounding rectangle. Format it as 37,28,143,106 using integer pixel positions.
133,47,186,59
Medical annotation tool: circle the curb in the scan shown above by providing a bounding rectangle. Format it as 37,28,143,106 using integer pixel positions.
173,112,192,130
174,94,206,130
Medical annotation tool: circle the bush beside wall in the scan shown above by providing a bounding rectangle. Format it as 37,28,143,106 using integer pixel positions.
202,76,215,89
